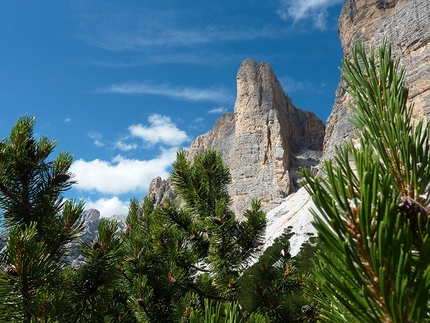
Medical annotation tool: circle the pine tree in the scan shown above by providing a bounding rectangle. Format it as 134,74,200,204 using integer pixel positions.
0,115,85,322
302,41,430,322
121,148,267,322
62,218,137,323
238,231,310,323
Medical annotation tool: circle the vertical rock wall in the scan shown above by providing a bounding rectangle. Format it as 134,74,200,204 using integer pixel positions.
187,59,325,215
324,0,430,159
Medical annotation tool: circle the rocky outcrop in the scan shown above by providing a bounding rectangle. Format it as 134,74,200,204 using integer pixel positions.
186,59,325,215
67,209,126,267
147,59,324,216
147,176,177,205
148,0,430,254
324,0,430,159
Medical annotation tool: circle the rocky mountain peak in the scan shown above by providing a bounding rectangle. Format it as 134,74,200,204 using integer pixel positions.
234,59,324,152
151,59,325,216
82,209,100,222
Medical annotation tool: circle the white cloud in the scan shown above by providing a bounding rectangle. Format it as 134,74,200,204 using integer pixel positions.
88,131,105,147
84,196,129,218
129,114,191,146
70,147,178,195
277,0,343,29
64,117,71,123
114,140,137,151
93,140,104,147
100,81,233,104
84,28,213,52
208,107,228,114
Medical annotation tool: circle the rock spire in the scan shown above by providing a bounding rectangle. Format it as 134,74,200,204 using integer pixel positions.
149,59,325,215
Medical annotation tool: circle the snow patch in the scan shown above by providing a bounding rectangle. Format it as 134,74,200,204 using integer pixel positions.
263,186,317,256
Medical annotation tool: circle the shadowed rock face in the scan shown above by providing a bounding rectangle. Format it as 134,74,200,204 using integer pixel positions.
158,59,325,216
324,0,430,160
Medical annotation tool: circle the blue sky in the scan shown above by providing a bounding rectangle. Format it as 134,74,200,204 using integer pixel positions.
0,0,344,217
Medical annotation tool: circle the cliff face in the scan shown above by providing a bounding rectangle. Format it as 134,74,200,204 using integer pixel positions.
181,59,325,215
148,60,325,215
266,0,430,255
324,0,430,159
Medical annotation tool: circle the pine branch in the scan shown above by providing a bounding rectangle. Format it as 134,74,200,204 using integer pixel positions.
303,40,430,322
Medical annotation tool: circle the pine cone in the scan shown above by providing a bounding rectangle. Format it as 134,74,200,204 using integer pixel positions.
211,217,222,226
256,284,263,294
83,277,98,294
301,305,314,316
168,271,177,283
190,230,199,241
92,241,102,250
4,265,18,277
227,279,236,289
398,196,429,233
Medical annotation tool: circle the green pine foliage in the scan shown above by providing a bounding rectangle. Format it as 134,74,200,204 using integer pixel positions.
0,115,85,322
120,148,268,322
122,196,200,322
63,218,136,323
0,115,82,252
189,299,268,323
238,231,316,323
0,116,320,322
302,41,430,322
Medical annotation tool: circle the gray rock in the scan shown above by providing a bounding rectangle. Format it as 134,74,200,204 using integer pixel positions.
147,176,177,205
148,59,325,217
268,0,430,254
324,0,430,160
66,209,126,267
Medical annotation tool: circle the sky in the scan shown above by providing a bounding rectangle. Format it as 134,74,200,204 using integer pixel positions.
0,0,344,217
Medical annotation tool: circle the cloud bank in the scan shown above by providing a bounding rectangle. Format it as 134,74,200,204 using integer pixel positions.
73,114,192,217
70,148,177,195
87,114,191,149
84,196,130,218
